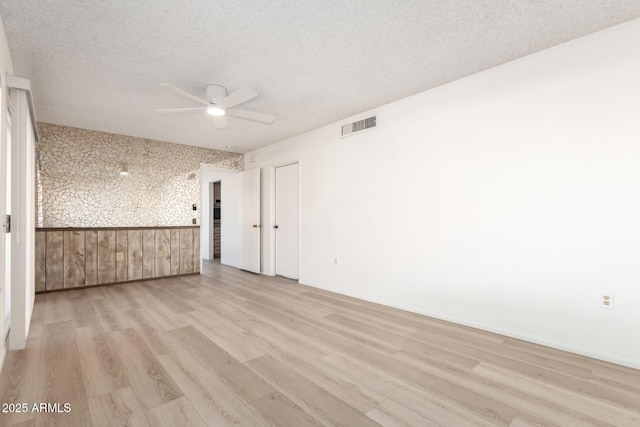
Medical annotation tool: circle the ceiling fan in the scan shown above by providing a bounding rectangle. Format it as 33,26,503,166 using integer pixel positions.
156,83,275,129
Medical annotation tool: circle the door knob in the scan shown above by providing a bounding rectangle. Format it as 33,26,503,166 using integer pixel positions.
252,224,260,228
273,225,279,229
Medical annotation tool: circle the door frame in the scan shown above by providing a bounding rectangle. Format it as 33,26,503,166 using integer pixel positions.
199,165,242,269
0,78,7,367
2,91,10,340
209,181,222,260
267,159,301,279
238,168,261,273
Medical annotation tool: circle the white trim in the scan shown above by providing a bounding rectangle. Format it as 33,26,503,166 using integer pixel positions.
199,165,241,268
5,75,39,143
0,74,6,373
255,158,300,277
8,87,35,350
273,161,300,281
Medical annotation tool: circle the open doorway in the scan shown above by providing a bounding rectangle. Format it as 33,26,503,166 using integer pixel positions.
200,166,241,268
211,181,221,259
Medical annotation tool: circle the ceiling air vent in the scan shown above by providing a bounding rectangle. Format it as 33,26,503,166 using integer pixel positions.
341,115,376,138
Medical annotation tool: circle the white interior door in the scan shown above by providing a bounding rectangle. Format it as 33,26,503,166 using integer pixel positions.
275,163,299,280
239,168,261,273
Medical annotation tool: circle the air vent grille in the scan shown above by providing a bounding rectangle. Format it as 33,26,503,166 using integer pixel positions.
341,115,376,137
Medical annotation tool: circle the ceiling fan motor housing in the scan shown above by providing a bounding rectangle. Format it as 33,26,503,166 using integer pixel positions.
206,84,228,104
157,82,275,126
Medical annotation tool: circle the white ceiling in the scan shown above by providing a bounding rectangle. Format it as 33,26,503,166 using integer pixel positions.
1,1,639,153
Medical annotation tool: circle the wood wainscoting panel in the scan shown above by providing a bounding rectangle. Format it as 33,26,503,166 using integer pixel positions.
35,231,47,292
64,230,86,288
97,230,116,285
36,227,200,293
115,230,128,282
170,229,180,276
128,230,143,281
156,229,171,277
193,228,200,273
179,228,194,274
85,230,98,287
45,231,64,290
142,229,156,279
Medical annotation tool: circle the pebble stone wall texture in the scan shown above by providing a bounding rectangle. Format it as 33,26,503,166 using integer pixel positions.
37,123,243,227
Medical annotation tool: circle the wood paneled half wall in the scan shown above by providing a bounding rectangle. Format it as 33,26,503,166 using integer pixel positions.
35,226,201,293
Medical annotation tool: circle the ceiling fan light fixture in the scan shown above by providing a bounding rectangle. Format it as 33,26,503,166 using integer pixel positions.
158,83,274,127
207,105,225,116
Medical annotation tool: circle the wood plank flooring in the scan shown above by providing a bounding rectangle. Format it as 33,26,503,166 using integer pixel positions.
1,260,639,426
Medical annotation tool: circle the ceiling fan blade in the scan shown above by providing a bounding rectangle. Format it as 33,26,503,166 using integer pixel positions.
156,107,207,113
218,87,258,109
159,83,209,106
227,108,276,124
214,115,228,129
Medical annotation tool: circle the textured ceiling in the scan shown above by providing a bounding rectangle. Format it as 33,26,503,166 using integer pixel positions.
1,1,639,153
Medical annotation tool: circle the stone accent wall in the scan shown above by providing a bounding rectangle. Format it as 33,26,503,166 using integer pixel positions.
37,123,243,227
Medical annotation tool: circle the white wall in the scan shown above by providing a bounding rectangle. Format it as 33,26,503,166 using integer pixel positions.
246,19,640,369
199,166,241,268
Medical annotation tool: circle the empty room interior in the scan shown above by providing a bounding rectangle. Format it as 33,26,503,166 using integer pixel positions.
0,2,639,426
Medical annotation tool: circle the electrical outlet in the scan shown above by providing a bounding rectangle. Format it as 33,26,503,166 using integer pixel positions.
333,257,339,265
116,252,124,262
600,291,615,310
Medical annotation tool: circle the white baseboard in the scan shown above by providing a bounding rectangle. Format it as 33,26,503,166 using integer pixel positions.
303,284,640,371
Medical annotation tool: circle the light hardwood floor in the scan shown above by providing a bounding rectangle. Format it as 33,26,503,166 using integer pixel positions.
1,260,639,426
